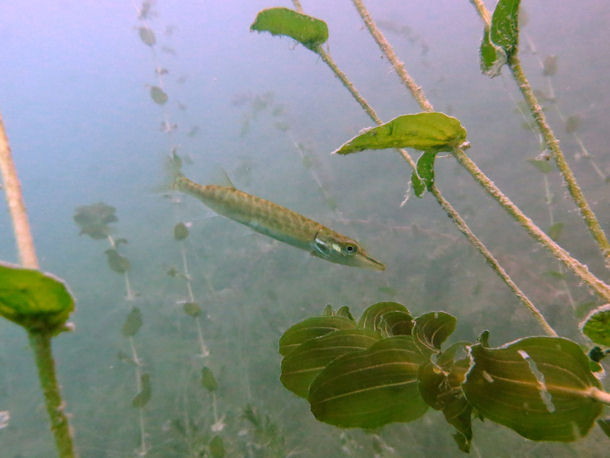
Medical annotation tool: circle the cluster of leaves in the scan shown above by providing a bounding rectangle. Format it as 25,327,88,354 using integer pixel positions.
73,202,117,239
280,302,607,453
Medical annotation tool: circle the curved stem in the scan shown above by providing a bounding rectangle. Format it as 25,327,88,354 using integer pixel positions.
29,332,75,458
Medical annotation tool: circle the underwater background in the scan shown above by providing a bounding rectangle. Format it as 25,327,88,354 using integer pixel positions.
1,0,609,456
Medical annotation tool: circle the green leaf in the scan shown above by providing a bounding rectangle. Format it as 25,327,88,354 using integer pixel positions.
580,304,610,346
335,306,354,321
308,336,428,428
480,0,521,77
132,373,151,408
122,307,142,337
174,222,189,241
209,435,225,457
278,315,357,356
333,113,467,155
598,417,610,438
182,302,201,317
548,222,564,241
150,86,168,105
411,171,426,198
73,202,117,239
412,312,457,354
138,26,156,47
444,397,473,453
201,367,218,392
280,329,379,398
105,248,130,273
251,7,328,51
463,337,603,441
0,262,74,334
416,151,436,191
358,302,414,337
527,158,553,174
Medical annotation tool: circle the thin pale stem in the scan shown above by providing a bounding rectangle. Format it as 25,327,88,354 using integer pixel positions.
590,387,610,405
430,184,557,336
0,113,38,268
508,55,610,264
452,147,610,302
29,332,75,458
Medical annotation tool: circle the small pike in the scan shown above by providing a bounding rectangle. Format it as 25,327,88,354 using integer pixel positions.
175,174,385,270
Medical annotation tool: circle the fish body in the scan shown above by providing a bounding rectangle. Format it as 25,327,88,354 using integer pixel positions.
175,174,384,270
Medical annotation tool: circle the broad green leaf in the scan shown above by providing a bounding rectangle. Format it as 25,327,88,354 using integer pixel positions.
150,86,168,105
332,113,467,155
105,248,130,273
174,222,189,240
378,311,414,337
280,329,379,398
580,304,610,346
490,0,521,58
309,336,428,428
182,302,201,317
335,306,354,321
278,315,357,356
548,222,564,241
138,26,156,46
251,7,328,51
598,417,610,438
0,263,74,334
209,435,225,457
480,0,521,77
122,307,142,337
463,337,603,442
358,301,411,332
411,171,425,198
527,158,553,174
201,367,218,392
444,397,473,453
412,312,457,354
132,373,151,408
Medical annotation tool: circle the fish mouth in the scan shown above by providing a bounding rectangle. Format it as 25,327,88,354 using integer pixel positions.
355,253,386,271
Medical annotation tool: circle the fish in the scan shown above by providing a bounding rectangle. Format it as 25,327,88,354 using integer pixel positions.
172,172,385,271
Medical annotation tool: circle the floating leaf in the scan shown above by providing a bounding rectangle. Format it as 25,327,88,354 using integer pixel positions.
138,26,156,46
182,302,201,317
201,367,218,392
0,262,74,334
333,113,467,156
548,222,564,241
564,115,581,134
412,312,457,353
209,435,225,458
278,315,357,356
105,248,130,273
527,158,553,174
150,86,168,105
122,307,142,337
463,337,603,441
309,336,428,428
281,329,380,398
174,222,189,241
580,304,610,347
132,373,151,408
73,202,117,239
251,7,328,51
542,55,558,76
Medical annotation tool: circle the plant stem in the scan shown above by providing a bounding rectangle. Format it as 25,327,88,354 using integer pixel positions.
0,112,38,268
29,332,75,458
346,0,558,332
1,112,76,457
452,146,610,302
589,387,610,405
430,184,557,336
508,56,610,264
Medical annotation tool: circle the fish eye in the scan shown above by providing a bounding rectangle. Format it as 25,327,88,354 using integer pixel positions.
344,243,358,255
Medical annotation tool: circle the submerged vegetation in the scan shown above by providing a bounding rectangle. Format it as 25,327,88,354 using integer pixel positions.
0,0,609,456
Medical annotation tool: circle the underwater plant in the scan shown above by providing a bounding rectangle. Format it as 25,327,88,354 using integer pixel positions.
249,0,610,452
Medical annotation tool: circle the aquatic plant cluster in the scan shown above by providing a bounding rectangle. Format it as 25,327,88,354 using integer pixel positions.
0,0,609,456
